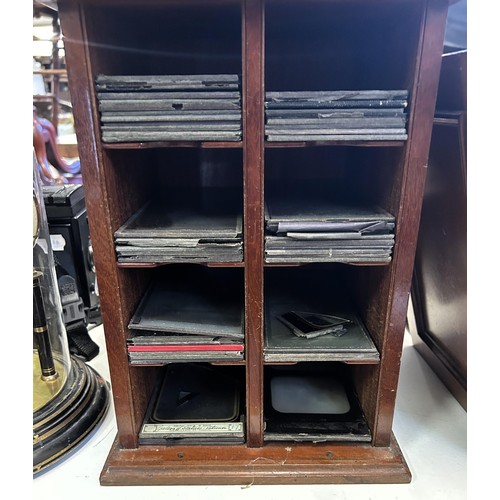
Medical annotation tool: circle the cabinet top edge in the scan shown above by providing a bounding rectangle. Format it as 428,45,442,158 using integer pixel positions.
56,0,455,7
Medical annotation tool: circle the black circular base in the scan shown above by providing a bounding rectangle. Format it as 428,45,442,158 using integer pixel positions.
33,355,110,475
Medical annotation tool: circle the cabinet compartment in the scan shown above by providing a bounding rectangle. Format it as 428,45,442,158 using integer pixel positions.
264,147,404,265
265,147,404,214
263,362,371,443
265,0,421,92
83,1,243,144
264,0,421,144
138,363,246,445
264,265,380,362
84,1,242,77
102,148,244,265
126,264,245,365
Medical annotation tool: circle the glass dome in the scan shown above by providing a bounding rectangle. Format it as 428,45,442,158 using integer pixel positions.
33,154,71,411
33,152,110,475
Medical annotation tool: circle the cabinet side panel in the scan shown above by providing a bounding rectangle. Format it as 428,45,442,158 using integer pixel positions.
59,1,152,448
370,0,450,445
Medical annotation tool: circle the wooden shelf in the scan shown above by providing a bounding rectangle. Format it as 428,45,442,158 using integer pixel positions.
130,360,247,367
264,140,406,148
263,261,392,267
102,141,243,150
117,261,245,269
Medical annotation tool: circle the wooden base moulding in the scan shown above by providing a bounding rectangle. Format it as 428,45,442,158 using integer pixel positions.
100,434,411,486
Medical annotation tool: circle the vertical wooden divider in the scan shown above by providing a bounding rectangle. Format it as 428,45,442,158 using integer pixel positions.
242,0,265,448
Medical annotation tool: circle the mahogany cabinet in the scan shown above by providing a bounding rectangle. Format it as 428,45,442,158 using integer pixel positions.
58,0,450,485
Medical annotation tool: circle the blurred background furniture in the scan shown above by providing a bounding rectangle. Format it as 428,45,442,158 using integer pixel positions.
407,48,467,410
33,0,79,158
